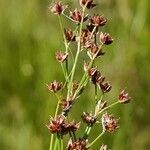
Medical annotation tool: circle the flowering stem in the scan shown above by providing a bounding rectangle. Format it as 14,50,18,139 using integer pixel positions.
58,16,69,79
87,130,105,148
73,45,103,99
67,6,86,98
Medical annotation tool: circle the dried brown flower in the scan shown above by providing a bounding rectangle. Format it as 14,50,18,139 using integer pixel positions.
70,9,88,23
46,115,65,134
62,121,80,135
50,1,66,15
67,138,88,150
60,99,73,114
90,15,107,27
55,51,68,63
118,90,131,103
88,67,105,85
79,0,96,9
102,113,119,132
99,82,112,93
82,112,96,125
81,29,92,48
47,115,80,135
99,32,113,45
47,80,63,93
64,28,76,42
87,43,105,59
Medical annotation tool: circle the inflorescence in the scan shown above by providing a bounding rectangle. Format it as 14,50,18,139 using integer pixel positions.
46,0,131,149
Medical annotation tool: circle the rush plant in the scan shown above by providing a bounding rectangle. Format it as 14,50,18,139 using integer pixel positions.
46,0,131,149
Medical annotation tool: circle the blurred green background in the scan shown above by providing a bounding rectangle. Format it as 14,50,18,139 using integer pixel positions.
0,0,150,149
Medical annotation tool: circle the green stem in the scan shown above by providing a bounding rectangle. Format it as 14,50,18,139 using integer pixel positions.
58,16,70,79
49,134,54,150
97,101,120,116
49,94,61,150
90,26,97,39
95,85,98,102
61,137,63,150
58,16,66,44
73,44,103,99
72,131,77,141
87,130,105,148
61,63,67,80
83,126,92,139
54,137,58,150
67,6,86,98
54,93,61,117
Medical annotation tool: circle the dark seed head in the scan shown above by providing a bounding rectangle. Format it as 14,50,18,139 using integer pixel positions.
46,115,65,134
90,15,107,27
100,32,113,45
118,90,131,103
49,1,66,15
55,51,68,63
102,113,119,132
47,80,63,93
64,28,76,42
82,112,96,125
79,0,96,9
99,82,112,93
67,138,88,150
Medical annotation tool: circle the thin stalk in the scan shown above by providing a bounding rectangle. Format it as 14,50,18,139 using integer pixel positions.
95,85,98,102
73,44,103,99
58,16,69,78
90,26,97,39
72,131,77,141
67,6,86,98
62,12,79,23
54,137,59,150
61,63,67,80
49,135,54,150
61,137,63,150
87,130,105,148
83,126,92,139
49,93,61,150
68,46,75,62
54,93,61,117
69,131,74,141
97,101,120,116
58,16,66,44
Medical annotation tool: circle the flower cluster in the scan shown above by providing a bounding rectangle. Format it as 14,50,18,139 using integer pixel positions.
47,115,80,135
46,0,131,149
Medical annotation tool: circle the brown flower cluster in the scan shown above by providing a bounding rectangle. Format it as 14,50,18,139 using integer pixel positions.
47,80,63,93
88,67,112,93
47,115,80,135
82,112,96,125
67,138,88,150
102,113,119,132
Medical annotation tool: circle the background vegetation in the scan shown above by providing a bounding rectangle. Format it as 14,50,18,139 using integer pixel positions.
0,0,150,149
